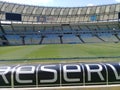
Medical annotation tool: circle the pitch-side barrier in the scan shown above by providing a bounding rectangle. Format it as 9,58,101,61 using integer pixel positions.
0,62,120,88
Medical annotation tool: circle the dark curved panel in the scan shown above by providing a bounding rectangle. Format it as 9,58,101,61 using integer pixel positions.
0,63,120,88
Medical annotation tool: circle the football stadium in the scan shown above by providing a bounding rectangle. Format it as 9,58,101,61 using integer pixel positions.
0,1,120,90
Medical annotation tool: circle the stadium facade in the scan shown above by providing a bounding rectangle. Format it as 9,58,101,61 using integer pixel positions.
0,1,120,45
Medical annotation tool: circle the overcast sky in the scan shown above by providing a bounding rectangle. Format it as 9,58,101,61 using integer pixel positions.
0,0,120,7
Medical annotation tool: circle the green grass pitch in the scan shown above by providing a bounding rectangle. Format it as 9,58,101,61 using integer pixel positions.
0,43,120,64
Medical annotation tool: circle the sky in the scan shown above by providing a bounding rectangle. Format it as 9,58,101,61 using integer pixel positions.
0,0,120,7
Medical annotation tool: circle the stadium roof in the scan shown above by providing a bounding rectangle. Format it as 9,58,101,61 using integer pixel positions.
0,0,119,7
0,1,120,25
